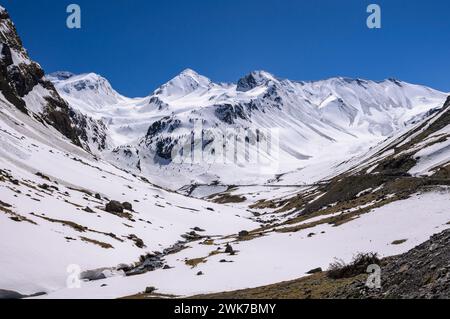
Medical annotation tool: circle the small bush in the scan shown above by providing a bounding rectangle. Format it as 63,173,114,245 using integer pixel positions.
327,252,380,279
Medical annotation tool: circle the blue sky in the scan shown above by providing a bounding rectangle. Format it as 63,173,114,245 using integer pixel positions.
3,0,450,96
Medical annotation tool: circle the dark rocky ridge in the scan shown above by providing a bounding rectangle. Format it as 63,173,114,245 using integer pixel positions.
237,71,275,92
70,108,110,152
0,8,82,147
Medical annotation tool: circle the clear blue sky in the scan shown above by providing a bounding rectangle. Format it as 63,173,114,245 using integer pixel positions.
3,0,450,97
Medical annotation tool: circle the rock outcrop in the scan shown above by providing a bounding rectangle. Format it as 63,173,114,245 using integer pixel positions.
0,7,82,147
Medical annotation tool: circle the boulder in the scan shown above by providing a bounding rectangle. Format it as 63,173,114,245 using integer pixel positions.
105,200,123,213
122,202,133,211
83,207,95,213
145,286,157,294
80,268,124,281
306,267,323,274
0,289,25,299
225,243,235,255
80,268,107,281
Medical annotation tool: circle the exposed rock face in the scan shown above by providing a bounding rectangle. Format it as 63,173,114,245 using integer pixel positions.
70,108,110,152
0,8,82,147
146,116,182,138
236,71,276,92
373,229,450,299
142,116,183,164
214,103,248,125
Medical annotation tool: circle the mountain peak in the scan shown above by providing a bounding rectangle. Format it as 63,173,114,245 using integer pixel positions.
179,68,201,77
154,68,212,99
175,68,211,83
50,72,113,92
49,71,125,108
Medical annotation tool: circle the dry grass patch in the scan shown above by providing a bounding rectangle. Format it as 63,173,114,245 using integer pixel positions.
189,272,367,299
185,249,227,268
211,193,247,204
0,205,37,225
185,257,207,268
80,236,113,249
200,239,215,245
30,213,87,232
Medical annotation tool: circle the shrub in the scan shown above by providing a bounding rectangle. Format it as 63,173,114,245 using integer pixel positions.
327,252,380,279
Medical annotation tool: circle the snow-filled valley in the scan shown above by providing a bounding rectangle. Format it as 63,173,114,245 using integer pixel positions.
0,5,449,299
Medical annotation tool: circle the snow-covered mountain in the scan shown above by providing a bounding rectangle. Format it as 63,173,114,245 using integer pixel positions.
47,72,127,111
50,68,447,189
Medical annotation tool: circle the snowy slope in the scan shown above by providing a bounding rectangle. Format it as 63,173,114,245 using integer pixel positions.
341,96,450,179
0,93,256,295
47,72,128,112
35,188,450,299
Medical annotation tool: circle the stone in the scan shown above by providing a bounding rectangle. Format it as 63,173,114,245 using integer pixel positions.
0,289,25,299
122,202,133,211
83,206,95,213
80,268,108,281
306,267,323,274
105,200,123,213
145,286,157,294
225,243,235,255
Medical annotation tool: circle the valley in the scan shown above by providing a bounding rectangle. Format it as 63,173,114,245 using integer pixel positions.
0,4,449,299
